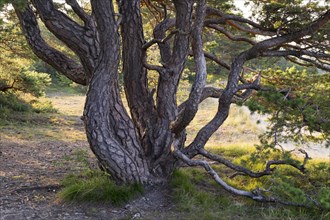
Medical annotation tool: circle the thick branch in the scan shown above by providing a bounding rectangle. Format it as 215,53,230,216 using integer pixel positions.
155,0,193,122
244,10,330,60
207,24,256,45
65,0,93,25
178,87,224,111
172,0,207,135
199,149,307,179
186,9,330,149
32,0,99,77
206,7,277,36
119,0,162,161
84,0,150,184
15,5,87,85
153,18,175,64
143,61,164,73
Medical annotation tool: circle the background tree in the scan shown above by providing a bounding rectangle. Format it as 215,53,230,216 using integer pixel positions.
1,0,329,206
0,10,53,114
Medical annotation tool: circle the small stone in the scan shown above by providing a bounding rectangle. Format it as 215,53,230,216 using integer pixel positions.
131,212,141,220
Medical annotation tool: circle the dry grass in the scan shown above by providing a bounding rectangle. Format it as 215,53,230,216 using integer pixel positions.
47,92,85,116
186,98,263,147
0,92,86,142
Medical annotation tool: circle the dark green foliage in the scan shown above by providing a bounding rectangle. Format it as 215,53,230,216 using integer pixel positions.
318,187,330,210
0,92,30,112
0,0,27,11
0,10,56,116
246,66,330,146
0,91,56,118
247,0,329,33
0,70,52,97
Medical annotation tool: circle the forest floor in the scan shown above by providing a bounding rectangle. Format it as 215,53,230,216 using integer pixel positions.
0,92,329,219
0,92,181,220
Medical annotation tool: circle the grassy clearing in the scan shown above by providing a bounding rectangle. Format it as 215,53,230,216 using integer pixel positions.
47,92,85,116
171,137,329,219
0,89,86,142
0,92,57,119
56,144,329,219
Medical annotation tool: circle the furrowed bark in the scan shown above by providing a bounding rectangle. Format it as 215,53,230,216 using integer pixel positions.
152,18,175,64
118,0,174,174
172,0,207,135
31,0,99,78
118,0,157,140
65,0,92,25
156,0,193,122
144,0,194,175
182,52,244,157
15,5,87,85
84,0,149,184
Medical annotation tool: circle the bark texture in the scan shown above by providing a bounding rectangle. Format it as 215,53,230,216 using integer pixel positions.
83,0,149,184
14,0,330,194
14,5,87,85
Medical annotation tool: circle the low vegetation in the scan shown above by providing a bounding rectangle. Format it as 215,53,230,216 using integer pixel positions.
1,82,328,219
170,144,330,219
58,170,144,205
171,167,329,220
55,142,330,219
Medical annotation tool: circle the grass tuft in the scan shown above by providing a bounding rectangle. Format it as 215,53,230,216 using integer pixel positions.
170,169,235,219
58,170,143,205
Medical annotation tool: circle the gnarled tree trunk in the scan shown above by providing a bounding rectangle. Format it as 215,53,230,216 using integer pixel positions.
14,0,330,204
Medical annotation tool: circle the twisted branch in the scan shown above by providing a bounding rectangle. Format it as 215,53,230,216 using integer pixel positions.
173,144,311,207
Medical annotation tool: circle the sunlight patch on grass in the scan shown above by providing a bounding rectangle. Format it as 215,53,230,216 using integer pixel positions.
186,99,263,147
0,122,86,142
47,95,85,116
206,143,256,158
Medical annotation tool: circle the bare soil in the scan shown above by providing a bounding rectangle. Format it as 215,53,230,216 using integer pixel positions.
0,94,178,220
0,136,177,219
